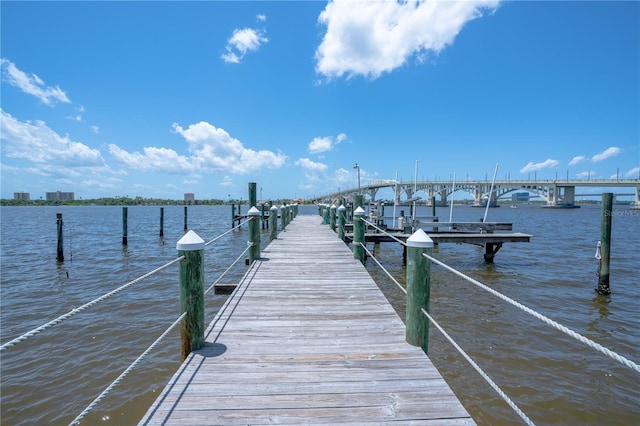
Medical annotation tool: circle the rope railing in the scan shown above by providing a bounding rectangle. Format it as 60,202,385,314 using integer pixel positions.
359,243,535,425
204,217,251,246
68,312,187,426
423,252,640,374
0,256,185,352
69,219,266,424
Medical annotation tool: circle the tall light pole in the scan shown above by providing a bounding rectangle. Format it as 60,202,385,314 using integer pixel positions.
353,163,361,192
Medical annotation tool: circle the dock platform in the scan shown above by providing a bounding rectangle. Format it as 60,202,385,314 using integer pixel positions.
140,214,474,425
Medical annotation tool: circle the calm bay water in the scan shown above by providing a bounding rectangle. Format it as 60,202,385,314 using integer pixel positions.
1,203,638,425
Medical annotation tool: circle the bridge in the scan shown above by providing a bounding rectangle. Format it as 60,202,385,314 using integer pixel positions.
313,179,640,208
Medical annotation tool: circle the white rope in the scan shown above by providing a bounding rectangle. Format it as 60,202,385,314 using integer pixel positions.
423,253,640,373
361,243,405,292
361,243,533,423
0,256,184,351
204,243,252,295
204,218,251,246
68,312,187,426
361,218,407,245
420,308,536,426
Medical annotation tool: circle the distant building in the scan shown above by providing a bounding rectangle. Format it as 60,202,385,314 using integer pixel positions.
512,192,530,202
14,192,30,201
46,191,75,201
184,193,195,203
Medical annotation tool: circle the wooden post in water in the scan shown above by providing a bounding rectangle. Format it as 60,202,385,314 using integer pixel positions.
248,182,257,210
355,195,363,210
330,204,337,232
183,206,188,231
248,207,261,264
405,228,433,353
596,192,613,295
323,205,330,225
177,230,205,361
261,203,266,230
353,207,365,264
122,207,128,245
159,207,164,237
269,205,278,241
56,213,64,262
338,204,346,241
231,203,235,229
280,204,287,230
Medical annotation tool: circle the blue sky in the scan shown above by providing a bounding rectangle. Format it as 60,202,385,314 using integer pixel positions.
1,1,638,201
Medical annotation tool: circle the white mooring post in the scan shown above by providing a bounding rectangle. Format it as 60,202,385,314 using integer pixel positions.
248,207,261,263
176,230,205,361
353,207,366,264
405,228,433,353
269,205,278,241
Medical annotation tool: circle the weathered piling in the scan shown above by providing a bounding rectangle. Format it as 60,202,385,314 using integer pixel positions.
323,205,330,225
159,207,164,237
231,203,235,229
269,205,278,241
56,213,64,262
261,203,267,230
281,204,287,230
405,229,433,353
338,204,346,241
353,207,365,264
183,206,188,231
248,206,261,263
355,195,363,210
330,204,337,232
177,230,205,361
122,207,128,245
248,182,257,209
596,193,613,295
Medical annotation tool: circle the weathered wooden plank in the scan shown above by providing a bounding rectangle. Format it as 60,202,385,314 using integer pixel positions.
139,215,475,425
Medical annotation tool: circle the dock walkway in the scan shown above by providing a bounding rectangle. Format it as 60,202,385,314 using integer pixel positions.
140,215,474,425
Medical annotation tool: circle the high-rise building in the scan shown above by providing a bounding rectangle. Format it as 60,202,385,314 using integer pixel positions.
46,191,75,201
14,192,30,201
184,193,195,203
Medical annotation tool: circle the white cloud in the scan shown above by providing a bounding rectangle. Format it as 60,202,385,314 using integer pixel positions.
519,159,559,173
592,146,621,162
221,28,268,64
172,121,286,173
295,157,328,182
308,133,347,154
576,170,595,179
256,14,267,22
625,167,640,179
220,175,234,187
0,109,103,166
315,0,500,79
568,155,586,166
108,144,192,173
1,58,71,105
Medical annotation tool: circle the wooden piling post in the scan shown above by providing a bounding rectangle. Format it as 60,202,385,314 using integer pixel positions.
56,213,64,262
159,207,165,237
323,205,330,225
405,229,433,353
596,192,613,295
177,230,205,361
248,182,257,210
122,207,128,245
281,204,287,230
338,204,346,241
355,195,363,210
330,204,337,232
269,205,278,241
183,206,188,231
248,206,261,264
231,203,235,229
353,207,365,264
261,203,266,230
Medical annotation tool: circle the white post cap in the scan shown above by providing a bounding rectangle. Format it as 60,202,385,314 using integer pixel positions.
270,205,278,211
330,204,337,209
338,204,346,211
176,230,205,251
406,228,433,248
248,206,261,216
354,206,365,216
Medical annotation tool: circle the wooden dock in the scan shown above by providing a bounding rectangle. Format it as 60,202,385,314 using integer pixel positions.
140,215,475,425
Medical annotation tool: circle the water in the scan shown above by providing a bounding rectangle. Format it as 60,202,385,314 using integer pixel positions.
1,204,639,425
